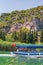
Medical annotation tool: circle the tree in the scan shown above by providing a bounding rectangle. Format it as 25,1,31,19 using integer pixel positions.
0,30,6,40
12,31,20,41
28,33,33,43
33,32,38,43
20,27,29,43
40,30,43,43
27,31,38,44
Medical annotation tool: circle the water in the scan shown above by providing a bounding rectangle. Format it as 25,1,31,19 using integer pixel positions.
0,56,43,65
15,56,43,65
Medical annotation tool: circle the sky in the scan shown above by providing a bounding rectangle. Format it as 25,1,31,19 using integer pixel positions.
0,0,43,14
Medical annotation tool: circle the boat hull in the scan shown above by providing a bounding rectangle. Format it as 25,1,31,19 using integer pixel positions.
13,52,43,58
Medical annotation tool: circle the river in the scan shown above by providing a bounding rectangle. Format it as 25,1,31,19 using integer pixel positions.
0,55,43,65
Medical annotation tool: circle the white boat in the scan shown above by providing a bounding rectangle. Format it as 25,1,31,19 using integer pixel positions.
11,44,43,58
12,51,43,58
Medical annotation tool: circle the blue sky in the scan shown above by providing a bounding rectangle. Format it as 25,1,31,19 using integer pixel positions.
0,0,43,14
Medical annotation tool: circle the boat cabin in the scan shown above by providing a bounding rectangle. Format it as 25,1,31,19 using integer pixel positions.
16,45,43,52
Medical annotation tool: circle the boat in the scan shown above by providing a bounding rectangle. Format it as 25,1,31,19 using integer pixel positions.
12,44,43,58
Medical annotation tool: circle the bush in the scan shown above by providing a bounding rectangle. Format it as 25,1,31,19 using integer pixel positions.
0,40,17,51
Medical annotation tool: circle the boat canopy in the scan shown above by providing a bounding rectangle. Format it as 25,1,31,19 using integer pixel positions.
16,45,43,48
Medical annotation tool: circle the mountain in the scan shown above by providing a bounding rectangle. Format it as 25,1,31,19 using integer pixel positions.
0,5,43,33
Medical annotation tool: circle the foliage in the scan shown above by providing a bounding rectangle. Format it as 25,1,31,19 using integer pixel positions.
40,30,43,42
6,33,14,42
0,6,43,45
0,6,43,28
20,27,29,43
33,32,38,43
0,40,17,51
11,27,38,44
12,31,20,41
0,30,6,40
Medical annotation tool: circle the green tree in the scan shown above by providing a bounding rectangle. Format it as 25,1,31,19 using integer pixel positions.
0,30,6,40
40,30,43,43
20,27,29,43
27,31,38,44
28,33,33,43
33,32,38,43
12,31,20,41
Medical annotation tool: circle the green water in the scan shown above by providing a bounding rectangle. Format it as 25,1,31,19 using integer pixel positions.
0,56,43,65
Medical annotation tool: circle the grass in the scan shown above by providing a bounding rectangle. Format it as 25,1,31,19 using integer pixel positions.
0,51,10,54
